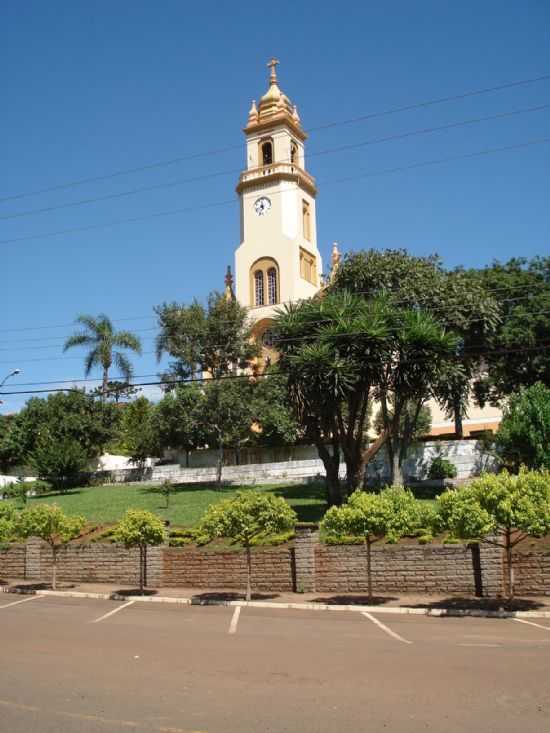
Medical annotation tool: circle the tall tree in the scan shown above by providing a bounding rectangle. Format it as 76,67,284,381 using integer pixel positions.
155,292,259,482
64,314,142,396
275,292,392,503
152,383,208,467
470,257,550,405
331,249,500,438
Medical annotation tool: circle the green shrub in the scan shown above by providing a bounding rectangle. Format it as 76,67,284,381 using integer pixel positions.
428,456,457,480
495,382,550,471
417,534,433,545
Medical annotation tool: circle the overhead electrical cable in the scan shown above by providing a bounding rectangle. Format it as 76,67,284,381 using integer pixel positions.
1,105,549,222
1,134,549,246
1,71,549,204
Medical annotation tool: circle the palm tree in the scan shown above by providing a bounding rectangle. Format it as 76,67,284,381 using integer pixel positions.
64,314,142,397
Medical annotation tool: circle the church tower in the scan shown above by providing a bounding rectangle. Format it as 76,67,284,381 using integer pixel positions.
235,59,322,343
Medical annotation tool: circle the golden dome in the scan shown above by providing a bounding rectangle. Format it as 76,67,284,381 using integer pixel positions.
245,59,306,140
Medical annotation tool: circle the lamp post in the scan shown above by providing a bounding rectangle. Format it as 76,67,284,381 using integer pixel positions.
0,369,21,389
0,370,21,404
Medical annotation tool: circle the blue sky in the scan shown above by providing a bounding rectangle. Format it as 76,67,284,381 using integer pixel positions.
1,0,549,413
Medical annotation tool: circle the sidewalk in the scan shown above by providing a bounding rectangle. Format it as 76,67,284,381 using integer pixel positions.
2,578,549,616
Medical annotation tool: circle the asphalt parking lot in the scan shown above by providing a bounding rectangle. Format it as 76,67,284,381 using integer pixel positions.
1,594,549,733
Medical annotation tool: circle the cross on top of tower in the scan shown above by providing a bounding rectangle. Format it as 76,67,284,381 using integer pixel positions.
267,57,280,84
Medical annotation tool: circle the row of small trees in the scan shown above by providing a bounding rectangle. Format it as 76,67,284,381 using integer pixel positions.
2,469,549,600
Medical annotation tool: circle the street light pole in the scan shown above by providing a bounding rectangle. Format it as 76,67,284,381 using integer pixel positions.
0,370,22,404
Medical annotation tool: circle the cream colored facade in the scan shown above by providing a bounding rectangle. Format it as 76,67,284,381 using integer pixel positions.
234,60,322,340
232,61,501,435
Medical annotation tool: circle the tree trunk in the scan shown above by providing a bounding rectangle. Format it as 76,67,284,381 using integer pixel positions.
102,368,109,401
453,393,464,439
216,430,223,486
316,441,342,506
51,546,58,591
139,545,145,594
245,545,252,602
365,538,373,602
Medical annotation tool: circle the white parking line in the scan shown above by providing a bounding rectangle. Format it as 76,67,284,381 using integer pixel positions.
228,606,241,634
92,600,135,623
459,643,502,648
0,595,44,610
362,612,413,644
513,618,550,633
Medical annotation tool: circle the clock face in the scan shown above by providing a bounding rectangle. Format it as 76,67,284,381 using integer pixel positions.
254,196,271,216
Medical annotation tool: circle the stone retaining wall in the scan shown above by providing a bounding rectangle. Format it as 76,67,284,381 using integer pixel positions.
314,544,483,595
162,547,294,591
510,553,550,597
0,544,26,579
1,534,548,597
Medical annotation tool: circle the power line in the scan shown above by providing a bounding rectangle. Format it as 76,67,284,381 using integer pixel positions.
2,133,549,247
0,279,548,344
2,103,549,223
2,71,549,206
2,306,550,365
1,343,549,397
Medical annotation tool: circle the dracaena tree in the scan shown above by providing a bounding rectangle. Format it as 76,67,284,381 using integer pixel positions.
64,314,142,397
275,292,393,504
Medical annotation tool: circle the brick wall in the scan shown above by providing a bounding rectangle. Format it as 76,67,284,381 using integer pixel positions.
315,544,482,595
0,544,26,579
511,553,550,597
162,547,294,591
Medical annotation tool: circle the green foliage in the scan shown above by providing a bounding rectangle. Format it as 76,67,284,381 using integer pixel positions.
495,382,550,471
18,503,86,546
437,469,550,596
160,480,173,508
199,491,297,547
0,503,18,544
199,490,296,600
428,456,458,480
0,390,119,471
113,509,166,549
250,370,300,447
1,479,50,506
417,534,433,545
152,383,208,462
331,248,500,442
29,433,89,490
119,396,159,467
155,291,259,381
64,313,142,389
322,487,422,544
113,509,166,592
472,257,550,403
17,503,85,589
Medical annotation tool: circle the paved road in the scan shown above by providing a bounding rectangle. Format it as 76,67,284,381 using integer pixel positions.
0,594,549,732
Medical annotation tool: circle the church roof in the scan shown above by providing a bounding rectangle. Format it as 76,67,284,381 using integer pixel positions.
244,59,306,141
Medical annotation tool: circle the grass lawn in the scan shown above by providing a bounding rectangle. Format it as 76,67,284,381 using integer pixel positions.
22,481,328,528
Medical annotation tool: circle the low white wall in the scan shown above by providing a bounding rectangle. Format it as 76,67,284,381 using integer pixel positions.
0,475,36,488
100,440,497,486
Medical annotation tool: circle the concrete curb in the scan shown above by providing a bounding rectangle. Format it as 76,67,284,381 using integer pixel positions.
3,586,550,618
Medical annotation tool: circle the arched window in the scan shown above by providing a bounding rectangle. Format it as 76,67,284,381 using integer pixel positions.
254,270,265,306
261,140,273,166
290,141,298,164
267,267,278,305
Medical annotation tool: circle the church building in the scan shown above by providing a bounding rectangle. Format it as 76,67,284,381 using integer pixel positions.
228,60,501,437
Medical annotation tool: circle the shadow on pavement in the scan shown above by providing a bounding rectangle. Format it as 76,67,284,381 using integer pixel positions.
191,591,280,603
409,596,546,612
112,588,159,597
310,595,399,606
